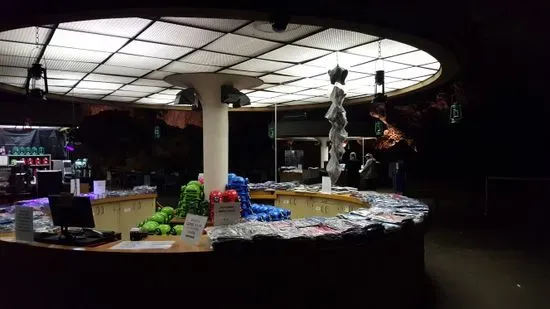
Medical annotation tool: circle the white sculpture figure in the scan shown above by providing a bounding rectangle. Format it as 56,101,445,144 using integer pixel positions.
325,65,348,184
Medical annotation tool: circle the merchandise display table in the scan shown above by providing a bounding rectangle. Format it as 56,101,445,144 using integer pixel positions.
250,190,368,218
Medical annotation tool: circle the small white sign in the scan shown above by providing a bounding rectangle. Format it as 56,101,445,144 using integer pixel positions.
213,202,241,226
181,214,208,245
321,176,332,194
297,164,303,170
93,180,106,196
15,206,34,242
76,179,80,195
70,179,76,194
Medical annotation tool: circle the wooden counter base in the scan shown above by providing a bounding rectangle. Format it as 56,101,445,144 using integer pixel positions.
250,190,369,218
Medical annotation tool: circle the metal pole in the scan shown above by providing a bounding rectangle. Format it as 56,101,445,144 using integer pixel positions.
484,176,488,217
274,103,278,183
362,138,365,165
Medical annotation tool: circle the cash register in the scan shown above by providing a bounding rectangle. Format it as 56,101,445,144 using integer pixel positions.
34,195,120,246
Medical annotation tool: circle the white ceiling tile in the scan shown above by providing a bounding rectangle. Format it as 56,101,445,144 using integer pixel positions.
106,53,170,70
137,21,223,48
295,28,378,50
162,17,249,32
267,84,306,94
287,78,328,88
49,29,128,52
149,93,175,101
275,64,327,77
84,73,136,84
386,66,436,79
48,86,71,93
246,91,283,98
305,52,373,69
120,84,164,93
241,89,254,94
386,80,419,89
136,97,171,104
158,89,183,95
0,55,34,68
411,75,432,82
94,64,151,77
385,50,437,65
70,88,112,95
76,80,123,90
47,79,79,87
47,70,87,80
231,58,292,72
110,90,150,97
0,66,27,77
181,50,247,67
247,103,273,108
422,62,441,70
236,22,322,42
145,71,174,80
59,18,151,38
260,45,330,62
0,41,40,58
0,76,25,86
303,96,329,103
132,78,172,87
310,71,368,83
69,93,106,99
254,83,275,90
351,60,410,74
259,74,300,84
119,40,193,60
346,39,417,58
281,100,319,106
218,69,263,77
46,60,98,72
295,88,329,96
204,33,282,57
103,95,137,102
162,61,220,73
259,94,310,104
43,45,111,63
0,27,51,44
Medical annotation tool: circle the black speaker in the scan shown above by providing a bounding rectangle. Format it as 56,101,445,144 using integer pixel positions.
221,85,250,108
174,89,202,111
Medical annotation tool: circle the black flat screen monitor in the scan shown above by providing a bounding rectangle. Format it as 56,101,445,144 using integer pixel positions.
48,195,95,229
37,170,62,197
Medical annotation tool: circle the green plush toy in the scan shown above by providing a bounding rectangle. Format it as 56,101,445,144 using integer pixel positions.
176,180,205,217
141,221,160,234
160,206,174,219
158,224,171,235
150,212,167,224
172,225,184,235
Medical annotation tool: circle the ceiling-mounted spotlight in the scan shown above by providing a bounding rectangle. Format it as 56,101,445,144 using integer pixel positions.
174,88,202,111
269,14,290,33
25,63,48,101
221,85,250,108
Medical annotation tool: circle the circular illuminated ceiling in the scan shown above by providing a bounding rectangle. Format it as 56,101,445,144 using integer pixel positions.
0,17,446,110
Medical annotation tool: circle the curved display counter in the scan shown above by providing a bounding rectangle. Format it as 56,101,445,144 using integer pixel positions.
251,190,368,218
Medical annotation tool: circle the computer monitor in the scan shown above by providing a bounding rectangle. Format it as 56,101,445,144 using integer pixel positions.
37,170,62,197
48,195,95,238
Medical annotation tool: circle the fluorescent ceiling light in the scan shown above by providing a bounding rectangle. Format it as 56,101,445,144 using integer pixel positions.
120,85,164,93
247,103,273,107
46,60,99,72
43,45,111,63
287,78,328,88
49,29,128,52
422,62,441,70
204,33,282,57
76,80,123,90
69,94,105,99
0,41,41,58
0,55,35,68
119,40,193,60
295,28,378,50
267,84,306,94
145,71,174,80
305,52,372,70
106,53,170,70
295,88,328,96
59,18,151,38
162,61,220,73
158,89,183,95
132,78,172,87
259,94,310,103
260,45,330,62
110,90,150,97
48,86,71,93
386,50,437,66
103,95,137,102
137,21,223,48
275,65,327,77
47,70,87,80
246,91,283,98
236,22,323,42
181,50,247,67
231,58,292,72
148,93,175,101
386,67,436,79
254,83,275,90
0,66,27,77
346,39,417,58
94,64,151,77
84,73,136,84
136,97,171,104
47,79,79,87
0,27,51,44
303,96,329,103
162,17,249,32
0,76,25,86
351,60,410,74
259,74,300,84
70,88,112,95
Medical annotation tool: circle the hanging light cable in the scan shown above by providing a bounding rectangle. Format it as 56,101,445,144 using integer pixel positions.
25,26,48,101
372,40,386,137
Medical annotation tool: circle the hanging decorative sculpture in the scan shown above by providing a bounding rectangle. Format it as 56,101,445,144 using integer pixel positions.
375,120,384,136
449,101,462,123
325,63,348,184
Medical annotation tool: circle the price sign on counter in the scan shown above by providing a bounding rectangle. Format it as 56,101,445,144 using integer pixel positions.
15,206,33,242
181,214,208,245
213,202,240,226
